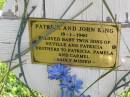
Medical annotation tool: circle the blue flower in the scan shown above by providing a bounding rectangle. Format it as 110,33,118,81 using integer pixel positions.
80,95,91,97
86,95,91,97
60,75,83,93
59,93,65,97
48,64,70,80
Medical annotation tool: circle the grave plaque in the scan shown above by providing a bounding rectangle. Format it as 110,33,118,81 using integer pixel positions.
29,18,120,68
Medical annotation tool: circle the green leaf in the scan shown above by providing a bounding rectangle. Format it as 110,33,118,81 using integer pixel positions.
0,0,7,10
0,62,46,97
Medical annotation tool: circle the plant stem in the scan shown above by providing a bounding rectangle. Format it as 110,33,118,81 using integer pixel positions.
71,91,74,97
79,66,118,97
60,80,64,95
